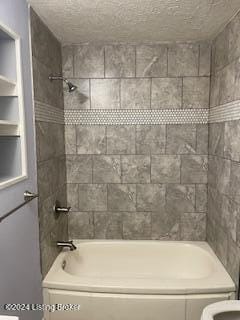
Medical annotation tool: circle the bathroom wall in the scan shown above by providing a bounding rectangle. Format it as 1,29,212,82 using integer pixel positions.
63,42,210,240
0,1,43,319
30,9,68,277
208,11,240,287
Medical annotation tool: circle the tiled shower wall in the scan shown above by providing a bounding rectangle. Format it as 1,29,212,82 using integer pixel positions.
31,9,68,277
63,42,210,240
208,11,240,286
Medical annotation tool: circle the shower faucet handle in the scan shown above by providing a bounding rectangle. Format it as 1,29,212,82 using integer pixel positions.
53,201,71,216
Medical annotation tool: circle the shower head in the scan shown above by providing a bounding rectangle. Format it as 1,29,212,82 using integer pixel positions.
66,80,77,92
48,74,77,93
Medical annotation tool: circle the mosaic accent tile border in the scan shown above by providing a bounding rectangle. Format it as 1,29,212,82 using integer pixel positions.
209,100,240,123
64,109,209,125
35,100,64,124
35,100,240,125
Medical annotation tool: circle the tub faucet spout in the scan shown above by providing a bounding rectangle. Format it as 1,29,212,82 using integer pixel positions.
57,240,77,251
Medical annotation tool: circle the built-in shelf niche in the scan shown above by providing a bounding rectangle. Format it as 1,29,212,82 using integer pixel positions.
0,22,26,189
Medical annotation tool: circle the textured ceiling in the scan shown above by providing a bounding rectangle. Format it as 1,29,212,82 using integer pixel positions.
28,0,240,44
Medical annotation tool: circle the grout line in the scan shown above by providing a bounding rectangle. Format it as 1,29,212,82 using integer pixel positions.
198,44,200,76
134,45,137,78
59,75,212,80
165,124,168,154
91,155,93,184
119,78,122,109
181,77,184,109
92,211,95,239
89,79,92,109
104,46,106,78
150,78,152,109
166,46,169,76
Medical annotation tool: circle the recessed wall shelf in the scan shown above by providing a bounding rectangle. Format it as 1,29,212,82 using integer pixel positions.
0,120,19,136
0,75,17,96
0,22,27,189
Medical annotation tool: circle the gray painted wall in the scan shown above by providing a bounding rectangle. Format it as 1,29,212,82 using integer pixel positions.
0,1,42,319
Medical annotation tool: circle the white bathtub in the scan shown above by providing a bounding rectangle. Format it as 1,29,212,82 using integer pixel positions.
43,241,235,320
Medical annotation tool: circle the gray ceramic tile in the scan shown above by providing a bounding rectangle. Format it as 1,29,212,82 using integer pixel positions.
40,233,59,277
215,223,228,268
31,8,48,65
199,42,211,76
218,62,235,105
62,46,74,77
196,124,208,155
67,184,79,211
230,161,240,204
136,184,165,212
166,184,195,213
208,185,222,224
210,72,221,107
206,216,217,251
69,212,94,239
35,121,41,161
166,125,196,154
196,184,207,212
228,13,240,63
136,45,167,77
123,212,151,239
32,56,63,109
221,195,238,242
151,155,180,183
152,211,180,240
65,125,76,154
168,44,199,77
32,9,68,277
208,156,231,195
212,27,229,72
183,77,210,109
78,184,107,211
76,126,106,154
181,155,208,184
105,45,135,78
237,214,240,248
66,155,92,183
121,155,150,183
234,59,240,101
93,155,121,183
64,79,90,110
74,45,104,78
37,159,55,201
211,40,216,76
48,218,68,244
121,79,151,109
209,123,224,156
108,184,136,212
151,78,182,109
180,213,206,241
224,120,240,162
227,239,240,285
94,212,123,239
39,194,59,240
107,126,135,154
136,125,166,154
36,121,55,161
57,156,67,187
31,8,62,72
91,79,120,109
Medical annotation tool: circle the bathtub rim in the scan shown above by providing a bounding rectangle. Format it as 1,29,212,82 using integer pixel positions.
42,240,235,295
